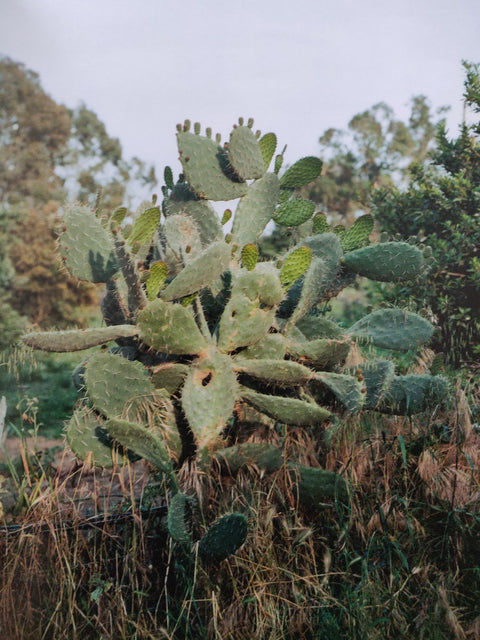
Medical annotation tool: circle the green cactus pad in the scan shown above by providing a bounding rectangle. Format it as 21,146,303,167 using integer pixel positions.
280,246,313,290
288,463,349,507
167,492,193,544
166,187,223,245
22,325,137,352
151,362,190,394
177,132,248,200
198,513,248,562
104,418,174,475
217,294,276,352
234,358,313,385
138,299,208,355
228,125,265,180
273,199,316,227
241,243,259,271
313,372,365,412
347,308,434,351
294,316,342,340
146,261,169,301
161,241,231,301
85,352,157,421
231,173,280,247
349,359,396,409
279,156,323,188
164,214,202,261
240,387,330,425
378,374,449,415
288,257,335,325
340,214,373,252
312,213,330,235
128,206,161,250
181,347,239,448
231,263,284,306
59,204,119,282
236,333,286,360
214,442,283,474
258,132,277,169
66,407,118,468
343,242,426,282
286,337,351,368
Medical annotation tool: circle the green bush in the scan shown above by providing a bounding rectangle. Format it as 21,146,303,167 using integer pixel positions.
373,62,480,369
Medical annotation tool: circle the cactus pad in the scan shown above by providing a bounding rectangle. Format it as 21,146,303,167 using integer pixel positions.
343,242,426,282
228,125,265,180
214,442,283,474
161,241,231,301
198,513,248,562
22,325,137,352
347,308,434,351
138,299,208,355
177,131,248,201
59,204,119,282
273,199,316,227
104,418,174,475
279,156,323,188
181,347,239,448
280,246,313,290
258,132,277,169
241,243,259,271
231,173,280,247
288,463,349,507
378,374,449,415
66,407,118,468
240,387,330,425
84,352,157,421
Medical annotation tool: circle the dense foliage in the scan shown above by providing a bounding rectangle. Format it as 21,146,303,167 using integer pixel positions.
373,62,480,368
0,57,157,338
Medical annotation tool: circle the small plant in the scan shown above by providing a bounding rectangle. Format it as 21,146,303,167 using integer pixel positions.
21,118,449,559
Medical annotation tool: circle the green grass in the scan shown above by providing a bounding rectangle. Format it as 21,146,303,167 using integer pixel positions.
0,350,82,439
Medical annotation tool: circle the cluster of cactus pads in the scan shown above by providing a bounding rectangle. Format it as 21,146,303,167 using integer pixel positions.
22,118,448,560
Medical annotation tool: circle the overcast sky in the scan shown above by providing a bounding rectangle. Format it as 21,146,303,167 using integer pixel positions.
1,0,480,188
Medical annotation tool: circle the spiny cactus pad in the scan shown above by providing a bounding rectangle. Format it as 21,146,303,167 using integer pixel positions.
59,204,119,282
378,374,449,415
240,387,330,425
104,418,174,476
22,326,137,352
177,131,248,201
228,124,265,180
288,463,349,507
198,513,248,562
231,173,280,247
347,308,434,351
138,299,208,354
66,407,118,468
181,348,239,448
343,242,426,282
279,156,323,188
84,352,157,421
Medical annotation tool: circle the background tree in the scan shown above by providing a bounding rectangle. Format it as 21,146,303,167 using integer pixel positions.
372,62,480,369
302,96,448,223
0,56,157,339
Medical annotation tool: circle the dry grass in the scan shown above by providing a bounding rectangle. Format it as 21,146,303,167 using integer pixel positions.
1,381,480,639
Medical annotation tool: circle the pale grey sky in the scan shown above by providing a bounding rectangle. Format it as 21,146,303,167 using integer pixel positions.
1,0,479,186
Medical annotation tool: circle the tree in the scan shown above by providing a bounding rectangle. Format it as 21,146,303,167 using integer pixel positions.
372,62,480,369
302,96,448,223
0,56,157,338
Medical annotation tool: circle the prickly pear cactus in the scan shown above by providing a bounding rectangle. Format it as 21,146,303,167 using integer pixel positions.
22,118,448,515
